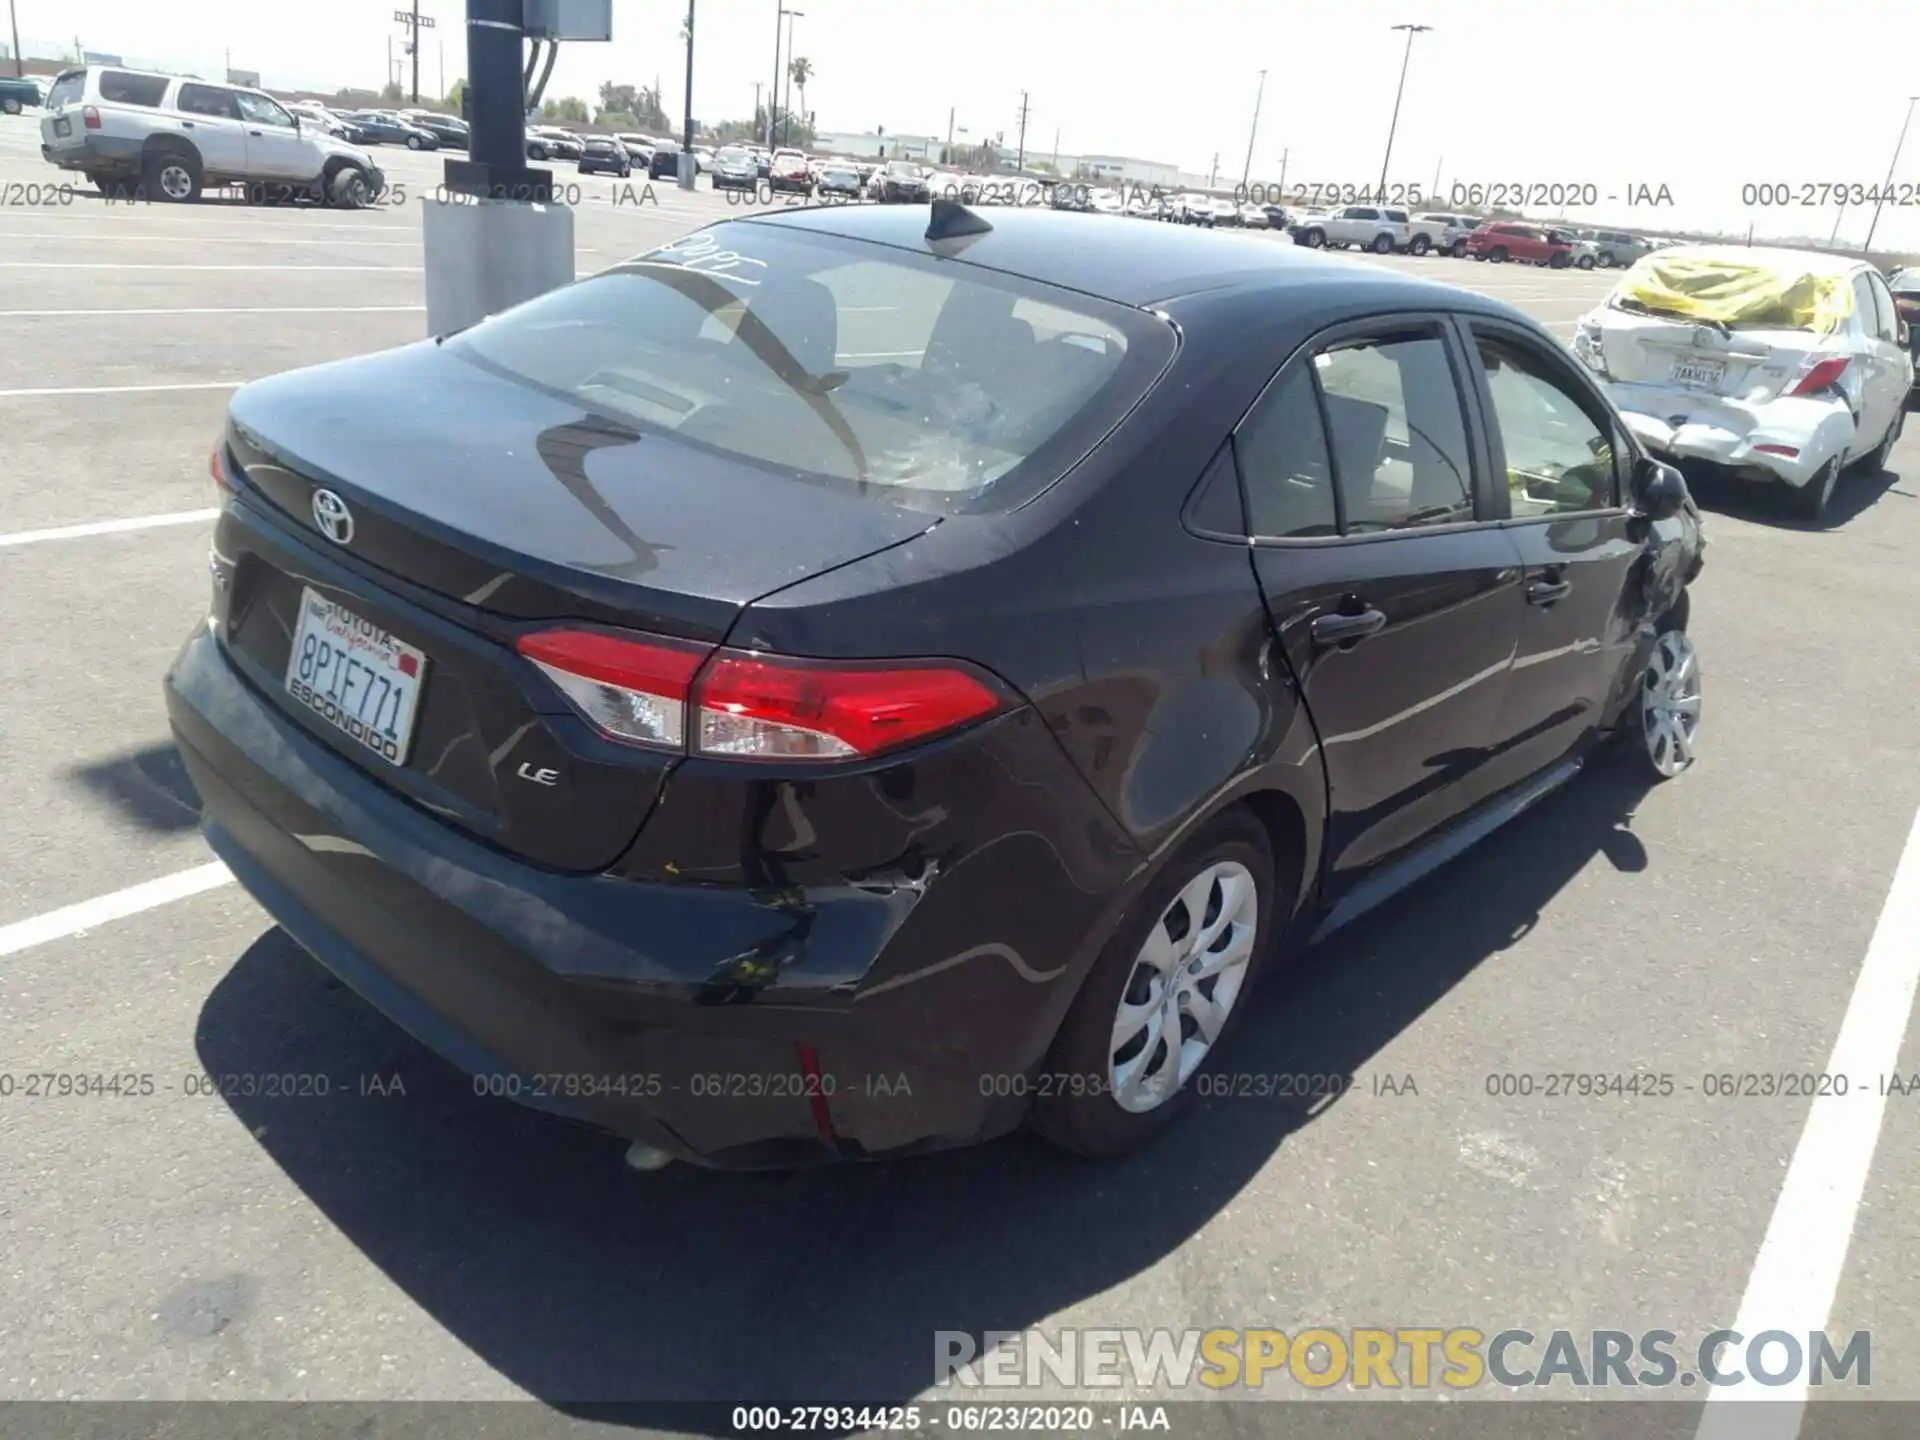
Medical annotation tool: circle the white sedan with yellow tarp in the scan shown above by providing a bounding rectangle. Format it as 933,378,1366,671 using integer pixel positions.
1571,245,1912,519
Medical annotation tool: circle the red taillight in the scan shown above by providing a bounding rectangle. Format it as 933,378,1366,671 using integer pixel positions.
1789,356,1849,396
210,442,233,502
696,651,1003,760
81,105,101,130
515,629,705,750
1754,443,1800,457
515,627,1006,761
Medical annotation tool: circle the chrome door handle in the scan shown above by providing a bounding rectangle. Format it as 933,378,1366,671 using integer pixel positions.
1527,578,1572,607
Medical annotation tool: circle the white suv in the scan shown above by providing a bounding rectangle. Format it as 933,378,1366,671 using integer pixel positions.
1291,204,1411,253
39,65,385,206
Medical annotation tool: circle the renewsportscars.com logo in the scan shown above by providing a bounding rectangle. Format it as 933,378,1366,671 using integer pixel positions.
935,1327,1871,1391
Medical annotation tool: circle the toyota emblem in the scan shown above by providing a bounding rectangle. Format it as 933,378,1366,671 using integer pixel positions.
311,489,354,545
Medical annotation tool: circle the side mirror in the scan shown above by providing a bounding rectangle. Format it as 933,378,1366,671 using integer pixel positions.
1628,455,1687,523
1900,322,1911,347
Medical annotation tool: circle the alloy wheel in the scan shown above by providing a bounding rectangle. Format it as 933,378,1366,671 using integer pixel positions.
1109,860,1258,1114
1640,630,1701,779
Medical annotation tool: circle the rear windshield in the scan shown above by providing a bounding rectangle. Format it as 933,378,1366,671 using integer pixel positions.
47,71,87,108
98,70,168,107
445,221,1175,515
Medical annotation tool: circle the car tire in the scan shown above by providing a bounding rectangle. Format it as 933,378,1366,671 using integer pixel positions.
1848,405,1904,477
328,165,372,209
528,144,547,161
1791,456,1842,520
1028,808,1282,1159
142,150,201,204
1577,255,1596,269
1297,228,1325,248
1370,233,1394,253
405,135,423,150
1549,253,1570,268
0,97,20,116
1451,239,1469,258
1408,235,1431,256
1624,609,1701,782
1598,251,1615,268
1489,245,1509,263
88,172,133,200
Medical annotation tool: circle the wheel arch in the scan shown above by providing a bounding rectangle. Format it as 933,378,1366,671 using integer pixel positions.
141,134,201,168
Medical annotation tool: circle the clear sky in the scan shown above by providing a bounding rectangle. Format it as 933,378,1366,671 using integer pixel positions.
17,0,1920,249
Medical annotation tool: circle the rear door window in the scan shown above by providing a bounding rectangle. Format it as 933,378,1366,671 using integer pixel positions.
1310,330,1475,531
97,70,168,107
176,83,238,119
447,222,1174,514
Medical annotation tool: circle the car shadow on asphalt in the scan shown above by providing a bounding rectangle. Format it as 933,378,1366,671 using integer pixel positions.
1682,459,1907,531
191,761,1654,1417
66,741,202,834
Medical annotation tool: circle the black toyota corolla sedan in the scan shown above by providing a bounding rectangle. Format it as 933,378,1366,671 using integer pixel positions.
166,203,1704,1171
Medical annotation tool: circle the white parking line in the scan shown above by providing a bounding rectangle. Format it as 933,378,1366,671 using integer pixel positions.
1694,804,1920,1439
0,381,243,398
0,508,220,547
0,306,424,317
0,262,422,271
0,863,234,959
0,232,420,247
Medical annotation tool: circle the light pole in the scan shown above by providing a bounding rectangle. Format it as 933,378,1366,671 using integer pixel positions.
8,0,22,78
780,9,802,148
1862,95,1919,254
1378,22,1430,198
1240,69,1266,192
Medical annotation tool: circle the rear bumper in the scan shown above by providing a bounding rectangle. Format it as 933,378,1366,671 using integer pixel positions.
165,625,1130,1168
42,133,141,174
1605,385,1854,487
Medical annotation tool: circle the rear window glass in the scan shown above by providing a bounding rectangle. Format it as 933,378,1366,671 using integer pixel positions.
448,224,1172,515
98,70,168,107
47,71,86,108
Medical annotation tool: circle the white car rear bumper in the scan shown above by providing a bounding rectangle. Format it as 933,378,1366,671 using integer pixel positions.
1605,384,1855,488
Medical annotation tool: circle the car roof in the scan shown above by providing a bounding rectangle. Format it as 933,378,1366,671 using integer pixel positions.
732,205,1531,310
1654,243,1867,276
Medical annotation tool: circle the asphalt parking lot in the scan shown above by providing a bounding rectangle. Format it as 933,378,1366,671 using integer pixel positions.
4,110,1920,1429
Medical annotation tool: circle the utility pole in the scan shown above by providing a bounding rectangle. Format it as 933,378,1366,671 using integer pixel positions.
1430,154,1442,198
681,0,697,188
767,2,781,148
410,0,421,104
1014,90,1030,170
1378,22,1431,198
8,0,22,77
1240,69,1265,190
1209,152,1219,188
947,105,954,150
1863,95,1919,254
1278,146,1288,195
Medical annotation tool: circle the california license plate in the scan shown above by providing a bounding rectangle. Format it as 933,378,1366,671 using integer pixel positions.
1670,357,1725,389
283,588,427,766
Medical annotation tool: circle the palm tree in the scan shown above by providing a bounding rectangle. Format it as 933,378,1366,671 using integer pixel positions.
787,56,812,131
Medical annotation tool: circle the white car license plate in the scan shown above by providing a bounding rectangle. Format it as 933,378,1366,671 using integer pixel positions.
283,588,427,766
1670,357,1725,389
